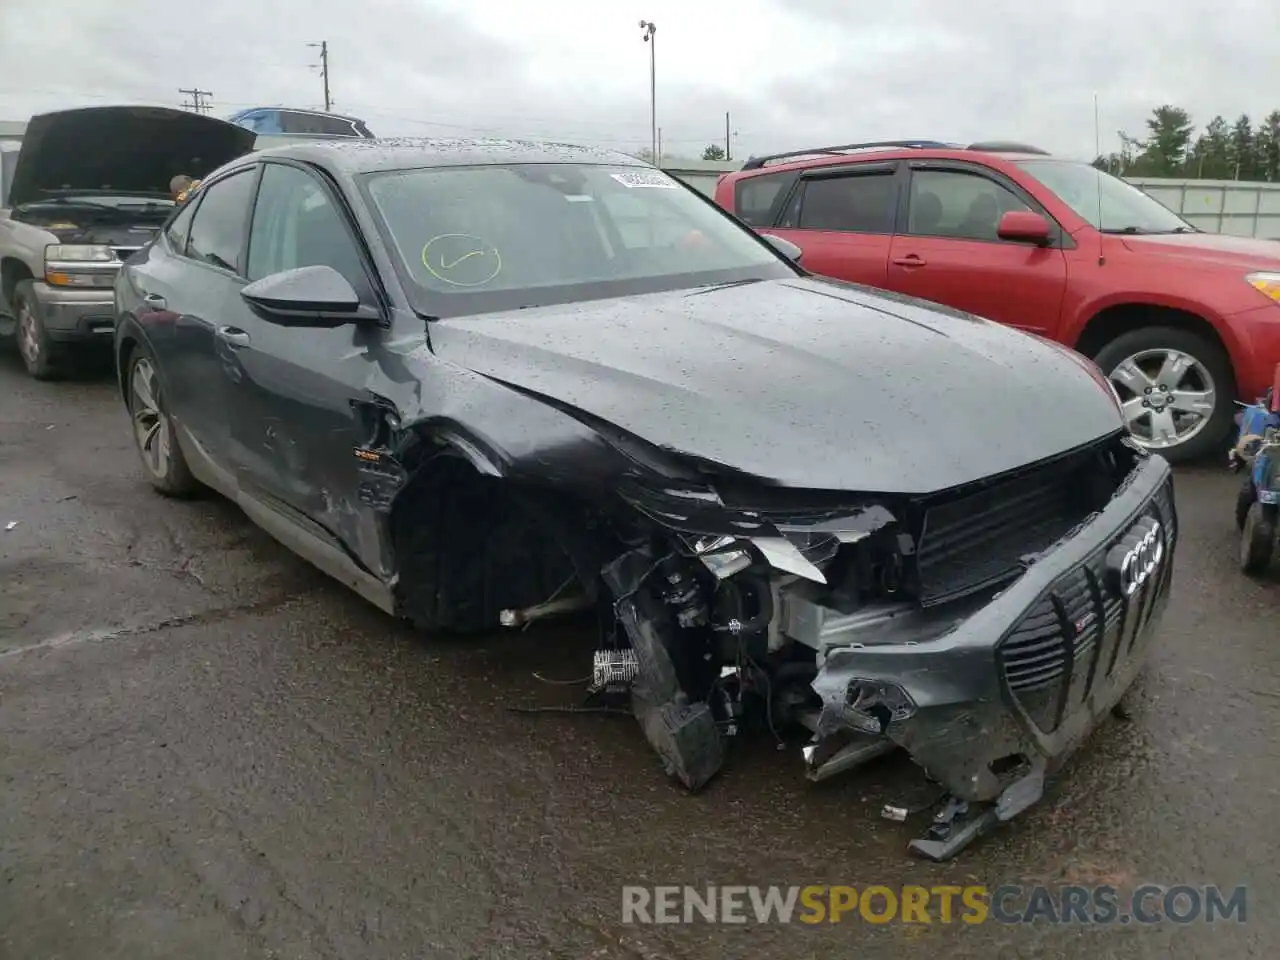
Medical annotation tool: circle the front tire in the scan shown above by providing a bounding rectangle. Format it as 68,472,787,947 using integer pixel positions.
13,280,60,381
1093,326,1234,464
125,343,199,497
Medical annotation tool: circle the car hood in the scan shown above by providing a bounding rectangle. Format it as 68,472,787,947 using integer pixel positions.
429,278,1123,494
1120,231,1280,270
7,106,256,208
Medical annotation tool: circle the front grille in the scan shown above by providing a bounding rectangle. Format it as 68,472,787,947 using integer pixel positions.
916,438,1127,605
995,475,1176,733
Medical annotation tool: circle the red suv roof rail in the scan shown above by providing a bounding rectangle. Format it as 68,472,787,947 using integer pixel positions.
739,139,1051,171
739,140,956,171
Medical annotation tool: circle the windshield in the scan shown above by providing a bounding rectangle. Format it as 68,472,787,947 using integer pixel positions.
1016,159,1195,235
361,163,796,317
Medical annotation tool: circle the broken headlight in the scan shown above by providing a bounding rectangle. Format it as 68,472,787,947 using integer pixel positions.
684,534,753,580
841,679,917,734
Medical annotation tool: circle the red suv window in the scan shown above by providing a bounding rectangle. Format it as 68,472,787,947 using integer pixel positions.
779,169,898,233
734,173,791,226
906,168,1031,242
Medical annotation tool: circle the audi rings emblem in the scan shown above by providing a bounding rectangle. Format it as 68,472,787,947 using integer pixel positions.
1105,518,1165,597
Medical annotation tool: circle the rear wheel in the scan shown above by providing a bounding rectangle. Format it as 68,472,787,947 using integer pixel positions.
1093,326,1234,463
1240,503,1276,576
126,343,199,497
13,281,60,380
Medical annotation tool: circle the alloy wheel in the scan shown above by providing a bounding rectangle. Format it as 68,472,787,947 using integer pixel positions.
131,358,172,479
1107,347,1217,451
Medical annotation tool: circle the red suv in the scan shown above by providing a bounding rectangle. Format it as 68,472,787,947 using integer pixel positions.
715,139,1280,462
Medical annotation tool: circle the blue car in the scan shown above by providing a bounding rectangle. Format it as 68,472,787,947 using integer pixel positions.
225,107,374,139
1231,368,1280,574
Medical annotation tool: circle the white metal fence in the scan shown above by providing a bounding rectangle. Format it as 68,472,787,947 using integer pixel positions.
1125,178,1280,239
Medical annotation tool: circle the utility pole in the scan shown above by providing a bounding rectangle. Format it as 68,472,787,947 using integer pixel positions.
657,128,662,166
725,111,731,161
639,20,657,165
179,88,212,114
308,41,331,111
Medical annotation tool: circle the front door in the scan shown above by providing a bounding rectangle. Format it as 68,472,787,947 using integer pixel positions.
220,159,387,571
883,165,1068,333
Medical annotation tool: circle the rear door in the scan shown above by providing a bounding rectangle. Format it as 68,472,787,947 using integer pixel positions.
130,165,260,468
763,162,900,288
884,163,1069,332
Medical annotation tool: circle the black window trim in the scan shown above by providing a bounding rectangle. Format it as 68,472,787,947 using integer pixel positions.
772,160,902,235
247,157,391,325
899,159,1075,249
171,163,263,277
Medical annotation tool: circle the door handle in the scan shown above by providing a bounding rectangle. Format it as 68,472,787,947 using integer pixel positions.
217,326,251,347
892,255,927,267
143,293,167,310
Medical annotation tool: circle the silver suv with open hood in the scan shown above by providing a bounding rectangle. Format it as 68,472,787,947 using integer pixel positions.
0,105,254,379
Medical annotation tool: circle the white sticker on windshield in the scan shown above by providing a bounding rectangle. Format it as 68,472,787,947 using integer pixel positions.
611,170,679,189
564,194,596,202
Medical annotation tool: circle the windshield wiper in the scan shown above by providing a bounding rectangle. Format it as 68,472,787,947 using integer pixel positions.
685,278,764,296
1101,225,1197,235
30,197,123,212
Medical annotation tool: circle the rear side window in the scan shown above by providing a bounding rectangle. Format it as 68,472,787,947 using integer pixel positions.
787,171,898,233
186,169,257,274
164,200,197,253
734,173,789,226
280,111,359,137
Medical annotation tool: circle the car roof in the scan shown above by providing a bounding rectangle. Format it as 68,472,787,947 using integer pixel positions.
247,136,647,175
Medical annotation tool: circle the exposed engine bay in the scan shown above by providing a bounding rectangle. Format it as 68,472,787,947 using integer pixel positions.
500,431,1163,860
9,196,171,244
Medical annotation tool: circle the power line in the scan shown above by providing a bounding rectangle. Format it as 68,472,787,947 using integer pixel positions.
178,87,212,114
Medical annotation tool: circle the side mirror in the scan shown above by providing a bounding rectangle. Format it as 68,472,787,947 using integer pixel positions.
240,265,376,327
997,210,1052,245
759,233,803,263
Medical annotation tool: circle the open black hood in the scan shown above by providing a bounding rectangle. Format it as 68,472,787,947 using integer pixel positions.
7,105,256,207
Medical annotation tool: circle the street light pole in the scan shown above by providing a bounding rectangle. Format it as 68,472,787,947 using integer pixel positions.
639,20,657,164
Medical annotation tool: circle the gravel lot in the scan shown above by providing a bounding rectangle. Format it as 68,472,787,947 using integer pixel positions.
1,348,1278,959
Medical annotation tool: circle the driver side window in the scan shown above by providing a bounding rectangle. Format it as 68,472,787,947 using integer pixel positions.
906,169,1031,242
245,163,369,297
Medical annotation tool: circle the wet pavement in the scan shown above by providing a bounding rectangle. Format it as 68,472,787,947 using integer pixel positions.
1,348,1277,960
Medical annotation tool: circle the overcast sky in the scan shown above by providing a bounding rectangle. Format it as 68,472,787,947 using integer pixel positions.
2,0,1278,162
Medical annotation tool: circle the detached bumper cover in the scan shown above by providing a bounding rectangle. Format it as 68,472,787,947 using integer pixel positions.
32,281,116,342
811,452,1176,803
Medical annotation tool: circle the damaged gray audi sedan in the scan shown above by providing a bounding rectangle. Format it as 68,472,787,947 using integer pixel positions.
113,138,1177,860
